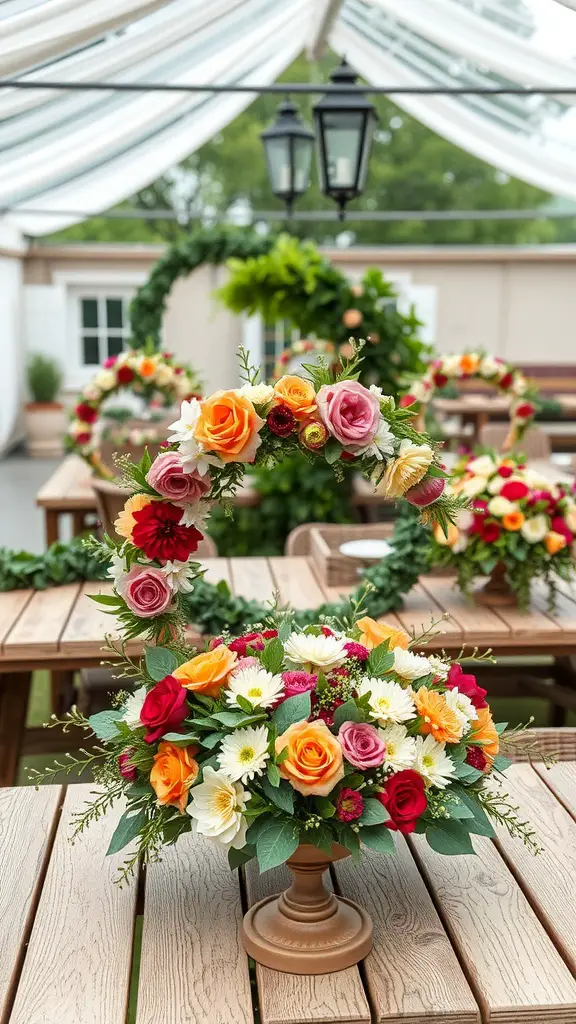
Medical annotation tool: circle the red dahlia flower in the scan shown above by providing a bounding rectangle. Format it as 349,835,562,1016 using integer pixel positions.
267,404,296,437
117,365,135,385
75,402,98,424
344,641,370,661
132,502,203,561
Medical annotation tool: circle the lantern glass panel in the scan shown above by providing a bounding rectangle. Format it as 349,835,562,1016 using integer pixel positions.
320,111,365,190
293,136,313,193
263,136,292,195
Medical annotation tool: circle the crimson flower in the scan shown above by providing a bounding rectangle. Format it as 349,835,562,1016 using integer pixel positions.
75,402,98,424
446,663,488,709
76,431,91,445
465,746,488,771
497,465,514,479
481,521,500,544
433,371,448,388
377,770,427,834
336,788,364,822
280,671,318,700
117,365,135,385
551,515,573,544
267,404,296,437
344,641,369,662
140,675,188,743
399,394,416,408
499,371,514,389
515,402,535,418
132,502,203,561
118,749,137,780
500,480,529,501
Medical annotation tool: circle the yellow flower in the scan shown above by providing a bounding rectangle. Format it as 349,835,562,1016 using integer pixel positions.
114,494,155,541
356,616,410,651
381,439,434,498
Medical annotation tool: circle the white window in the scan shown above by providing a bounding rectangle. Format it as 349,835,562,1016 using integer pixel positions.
74,290,132,367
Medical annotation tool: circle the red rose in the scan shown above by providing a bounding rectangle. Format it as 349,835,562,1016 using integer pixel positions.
515,402,535,418
132,501,203,562
75,402,98,424
399,394,416,408
446,663,488,709
481,521,500,543
470,514,486,535
140,674,188,743
497,465,514,478
229,632,265,656
551,515,573,544
117,365,134,385
500,480,529,501
499,371,513,389
267,404,296,438
433,371,448,388
377,770,427,834
76,431,91,445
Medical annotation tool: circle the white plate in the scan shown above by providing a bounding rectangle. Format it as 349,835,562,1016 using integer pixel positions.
339,539,394,560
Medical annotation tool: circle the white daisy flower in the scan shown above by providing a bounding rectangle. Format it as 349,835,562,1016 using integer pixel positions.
159,559,196,594
217,725,270,782
357,677,417,726
178,500,212,531
238,382,275,406
468,455,496,477
226,667,284,710
488,495,517,517
187,767,250,849
168,398,203,443
122,686,147,730
356,416,395,461
480,354,501,378
107,550,127,586
414,735,456,789
487,474,505,495
444,687,478,735
393,648,431,681
379,723,416,772
284,631,347,670
520,514,548,544
460,474,489,499
427,655,449,682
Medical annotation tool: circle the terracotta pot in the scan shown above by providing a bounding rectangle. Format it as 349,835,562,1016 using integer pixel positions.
24,402,66,458
242,842,373,974
475,561,518,607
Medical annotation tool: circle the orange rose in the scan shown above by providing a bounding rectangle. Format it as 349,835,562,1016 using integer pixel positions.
415,689,462,744
173,645,238,697
356,616,410,651
545,531,567,555
502,511,525,531
150,741,199,812
468,707,499,768
114,494,155,541
433,522,459,546
273,375,317,422
460,353,480,375
276,720,344,796
139,357,157,378
194,390,264,463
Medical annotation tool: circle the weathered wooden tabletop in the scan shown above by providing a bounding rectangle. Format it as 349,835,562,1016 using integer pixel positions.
1,770,576,1024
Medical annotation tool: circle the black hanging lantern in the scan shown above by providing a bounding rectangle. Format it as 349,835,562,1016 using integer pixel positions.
313,58,378,220
260,97,315,216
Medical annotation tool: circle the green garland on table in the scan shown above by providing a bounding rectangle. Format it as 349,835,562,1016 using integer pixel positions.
0,537,108,591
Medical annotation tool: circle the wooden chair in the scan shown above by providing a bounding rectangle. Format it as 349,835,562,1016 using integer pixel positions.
285,521,395,556
479,423,551,459
91,477,218,556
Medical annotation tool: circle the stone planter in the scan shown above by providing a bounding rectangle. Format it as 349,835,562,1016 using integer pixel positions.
24,403,66,458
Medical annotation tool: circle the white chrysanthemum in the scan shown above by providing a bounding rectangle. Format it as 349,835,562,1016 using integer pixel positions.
393,648,431,681
356,417,395,461
357,677,417,726
379,723,416,773
565,503,576,533
187,767,250,849
460,475,489,499
218,725,270,782
159,559,196,594
442,354,464,377
452,532,469,554
226,667,284,709
468,455,496,477
520,514,548,544
480,354,501,378
122,686,147,730
107,550,126,586
414,735,456,789
428,655,449,681
444,687,478,735
94,369,116,391
178,500,212,531
284,631,347,670
487,474,505,495
168,398,202,442
488,495,517,517
238,382,275,406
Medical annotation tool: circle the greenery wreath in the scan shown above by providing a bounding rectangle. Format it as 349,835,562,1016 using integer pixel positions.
401,351,538,448
66,348,201,477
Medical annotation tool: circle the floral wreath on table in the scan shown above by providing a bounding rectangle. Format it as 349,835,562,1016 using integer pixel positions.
431,450,576,609
401,351,538,448
273,339,337,380
66,348,201,477
33,342,545,883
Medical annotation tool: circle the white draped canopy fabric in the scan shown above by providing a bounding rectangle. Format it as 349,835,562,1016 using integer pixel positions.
1,0,576,235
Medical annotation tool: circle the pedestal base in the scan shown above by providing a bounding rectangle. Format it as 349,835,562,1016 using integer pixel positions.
474,562,518,607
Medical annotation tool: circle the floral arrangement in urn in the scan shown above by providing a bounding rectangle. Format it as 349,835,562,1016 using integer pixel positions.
431,451,576,608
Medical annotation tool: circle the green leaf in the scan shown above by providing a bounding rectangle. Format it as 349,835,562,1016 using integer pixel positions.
457,790,496,837
366,642,394,677
313,796,336,819
332,698,362,730
447,797,475,820
266,762,281,788
145,646,178,682
88,709,124,741
272,692,311,735
359,798,387,826
228,844,256,870
256,820,299,872
235,695,254,715
341,771,365,789
161,731,200,746
495,722,508,735
88,593,123,607
260,637,284,674
360,825,395,854
106,808,146,856
310,824,334,854
425,819,475,855
325,438,343,464
211,710,265,728
276,745,289,764
492,754,512,772
261,778,294,814
197,731,224,751
246,813,274,847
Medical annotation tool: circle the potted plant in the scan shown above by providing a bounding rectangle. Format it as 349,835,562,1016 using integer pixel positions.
25,353,65,457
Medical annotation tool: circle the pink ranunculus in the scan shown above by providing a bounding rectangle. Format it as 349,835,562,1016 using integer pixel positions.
338,721,387,770
119,566,173,618
146,451,211,503
316,380,380,451
280,671,318,700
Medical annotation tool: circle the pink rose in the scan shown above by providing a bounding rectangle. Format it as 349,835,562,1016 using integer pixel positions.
146,452,211,503
338,721,386,770
119,566,173,618
316,380,380,451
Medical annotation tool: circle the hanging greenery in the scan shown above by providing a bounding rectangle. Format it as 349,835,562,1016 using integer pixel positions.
0,536,108,591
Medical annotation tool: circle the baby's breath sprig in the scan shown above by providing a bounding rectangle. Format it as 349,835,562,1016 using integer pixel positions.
478,786,543,854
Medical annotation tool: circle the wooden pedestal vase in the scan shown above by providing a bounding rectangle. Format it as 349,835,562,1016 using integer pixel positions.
241,843,373,975
475,562,518,607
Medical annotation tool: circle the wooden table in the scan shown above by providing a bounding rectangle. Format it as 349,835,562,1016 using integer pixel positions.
4,558,576,786
2,771,576,1024
434,394,576,446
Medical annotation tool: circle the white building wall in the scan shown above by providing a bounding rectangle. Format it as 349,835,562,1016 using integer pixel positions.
0,222,26,454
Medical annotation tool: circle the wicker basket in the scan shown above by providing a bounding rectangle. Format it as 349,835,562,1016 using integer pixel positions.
504,727,576,762
309,524,395,586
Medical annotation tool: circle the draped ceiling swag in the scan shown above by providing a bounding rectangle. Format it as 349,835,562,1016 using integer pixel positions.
1,0,576,236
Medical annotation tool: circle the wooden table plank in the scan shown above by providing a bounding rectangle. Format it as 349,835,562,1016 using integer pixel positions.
36,454,96,510
245,861,370,1024
3,584,81,659
201,557,232,587
334,840,478,1024
534,761,576,820
530,581,576,638
411,832,576,1022
0,590,33,651
9,785,138,1024
230,557,276,604
494,764,576,974
419,576,512,646
494,603,562,640
0,786,62,1021
136,833,253,1024
58,581,142,661
269,557,325,610
395,581,463,643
